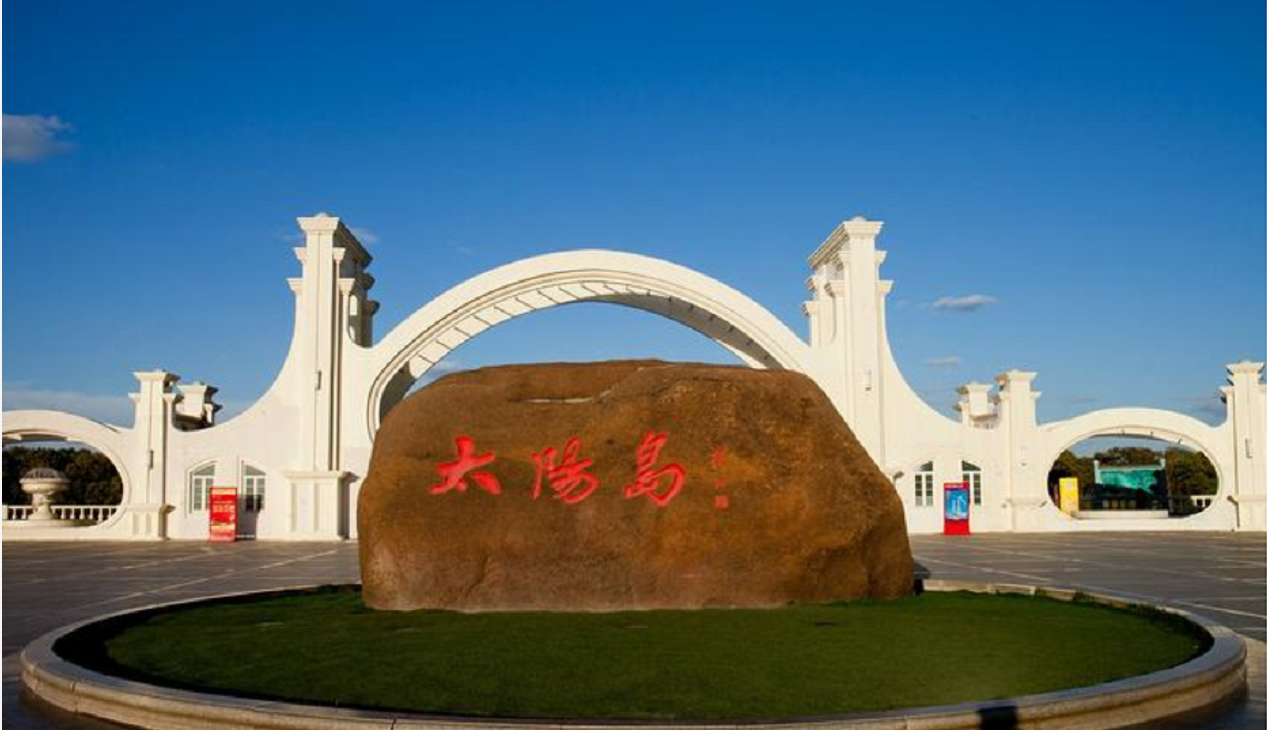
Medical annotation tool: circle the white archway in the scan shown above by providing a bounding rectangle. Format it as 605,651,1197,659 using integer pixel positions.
2,410,135,516
1037,407,1230,516
8,213,1256,541
359,250,814,435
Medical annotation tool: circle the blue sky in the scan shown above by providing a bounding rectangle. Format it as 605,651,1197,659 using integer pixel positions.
4,0,1264,427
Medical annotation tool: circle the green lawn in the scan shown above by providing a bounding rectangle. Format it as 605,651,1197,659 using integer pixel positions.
57,586,1209,720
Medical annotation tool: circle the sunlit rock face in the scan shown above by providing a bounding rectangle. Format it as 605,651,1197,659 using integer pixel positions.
359,360,914,612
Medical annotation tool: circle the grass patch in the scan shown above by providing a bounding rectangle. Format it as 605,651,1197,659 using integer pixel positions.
56,586,1210,720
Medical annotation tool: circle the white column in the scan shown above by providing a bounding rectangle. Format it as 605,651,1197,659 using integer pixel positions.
804,217,888,464
282,214,373,540
995,370,1042,530
956,382,996,427
825,278,855,423
845,220,885,462
128,370,178,538
802,272,825,348
297,215,338,471
1225,361,1266,530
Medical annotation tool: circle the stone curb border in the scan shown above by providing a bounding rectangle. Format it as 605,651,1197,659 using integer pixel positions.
20,581,1247,730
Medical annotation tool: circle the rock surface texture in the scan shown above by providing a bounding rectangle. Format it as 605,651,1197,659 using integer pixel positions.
359,361,913,611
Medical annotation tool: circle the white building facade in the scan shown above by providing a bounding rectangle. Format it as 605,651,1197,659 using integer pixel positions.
4,214,1264,540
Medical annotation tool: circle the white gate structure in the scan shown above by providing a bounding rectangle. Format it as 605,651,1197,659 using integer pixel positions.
4,214,1263,540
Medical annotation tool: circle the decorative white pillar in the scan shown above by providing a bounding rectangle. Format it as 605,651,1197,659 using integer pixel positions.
281,469,350,540
804,217,889,464
173,381,221,430
802,273,825,349
956,382,996,428
127,370,178,538
1224,361,1266,530
995,370,1042,530
283,214,374,540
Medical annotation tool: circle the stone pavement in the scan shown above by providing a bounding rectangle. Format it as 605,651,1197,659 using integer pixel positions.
911,532,1266,643
3,532,1263,728
909,532,1266,729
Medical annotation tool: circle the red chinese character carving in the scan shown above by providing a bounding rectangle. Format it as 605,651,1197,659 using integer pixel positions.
532,438,600,504
705,445,730,510
623,430,686,507
430,436,501,495
709,446,728,470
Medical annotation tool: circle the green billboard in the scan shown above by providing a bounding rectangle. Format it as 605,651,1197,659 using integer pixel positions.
1094,459,1165,491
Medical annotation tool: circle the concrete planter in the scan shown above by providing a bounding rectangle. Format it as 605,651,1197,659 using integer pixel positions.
19,581,1246,730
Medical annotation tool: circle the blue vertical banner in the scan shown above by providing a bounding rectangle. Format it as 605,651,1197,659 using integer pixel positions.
943,482,970,535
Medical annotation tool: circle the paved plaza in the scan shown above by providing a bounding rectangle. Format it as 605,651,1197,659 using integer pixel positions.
3,532,1264,728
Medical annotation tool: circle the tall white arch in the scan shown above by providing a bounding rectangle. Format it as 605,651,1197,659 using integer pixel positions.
356,250,814,436
2,410,135,511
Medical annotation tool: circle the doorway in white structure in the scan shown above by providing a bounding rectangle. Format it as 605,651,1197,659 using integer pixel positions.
238,463,267,538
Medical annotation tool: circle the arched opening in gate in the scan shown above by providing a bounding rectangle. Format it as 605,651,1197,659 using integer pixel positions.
385,301,756,420
2,437,125,525
1046,435,1218,519
364,252,811,435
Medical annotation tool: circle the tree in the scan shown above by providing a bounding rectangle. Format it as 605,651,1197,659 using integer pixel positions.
1,446,123,505
1047,450,1094,502
1093,446,1164,467
1165,448,1217,497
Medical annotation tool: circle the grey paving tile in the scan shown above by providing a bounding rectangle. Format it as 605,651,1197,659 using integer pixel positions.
5,535,1264,728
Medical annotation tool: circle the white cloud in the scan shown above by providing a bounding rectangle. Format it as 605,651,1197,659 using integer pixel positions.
2,384,132,425
924,356,962,367
453,244,476,256
932,294,998,312
351,227,380,245
4,114,74,162
3,383,259,427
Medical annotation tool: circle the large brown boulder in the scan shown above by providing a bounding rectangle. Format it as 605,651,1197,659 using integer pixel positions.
359,360,913,611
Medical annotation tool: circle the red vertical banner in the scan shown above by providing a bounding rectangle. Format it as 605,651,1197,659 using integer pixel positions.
209,487,238,542
943,482,970,535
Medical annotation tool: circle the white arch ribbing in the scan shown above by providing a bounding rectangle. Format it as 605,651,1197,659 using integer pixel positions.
2,410,134,490
356,250,814,434
1037,407,1232,497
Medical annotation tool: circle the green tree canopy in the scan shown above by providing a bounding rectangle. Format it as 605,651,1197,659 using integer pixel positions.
1093,446,1165,467
2,446,123,505
1045,444,1218,503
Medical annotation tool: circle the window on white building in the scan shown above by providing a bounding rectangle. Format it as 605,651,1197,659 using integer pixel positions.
962,461,982,506
914,461,935,507
189,463,215,511
242,465,266,512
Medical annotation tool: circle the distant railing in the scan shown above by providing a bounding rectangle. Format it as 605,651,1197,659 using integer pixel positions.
3,505,119,524
1076,494,1217,517
1173,494,1215,516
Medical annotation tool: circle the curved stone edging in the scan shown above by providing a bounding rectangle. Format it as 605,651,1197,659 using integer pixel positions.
20,582,1248,730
